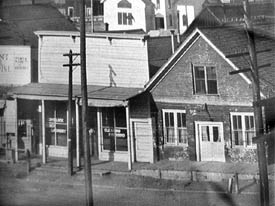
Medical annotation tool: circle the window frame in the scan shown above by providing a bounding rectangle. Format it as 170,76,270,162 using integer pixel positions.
162,109,187,146
118,11,133,25
193,65,218,95
101,107,128,152
68,7,74,17
230,112,256,148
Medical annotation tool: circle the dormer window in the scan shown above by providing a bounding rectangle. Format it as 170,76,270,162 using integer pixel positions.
118,0,132,8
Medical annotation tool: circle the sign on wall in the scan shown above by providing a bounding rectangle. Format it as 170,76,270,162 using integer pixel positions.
0,45,31,85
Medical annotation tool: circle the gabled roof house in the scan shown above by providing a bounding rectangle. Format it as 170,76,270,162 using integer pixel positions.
144,25,274,163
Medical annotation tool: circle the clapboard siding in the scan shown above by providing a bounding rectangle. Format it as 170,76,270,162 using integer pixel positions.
39,35,149,87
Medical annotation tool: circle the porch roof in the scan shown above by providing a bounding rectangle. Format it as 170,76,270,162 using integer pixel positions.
10,83,143,105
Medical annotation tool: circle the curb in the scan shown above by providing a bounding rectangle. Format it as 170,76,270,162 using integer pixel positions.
131,169,275,182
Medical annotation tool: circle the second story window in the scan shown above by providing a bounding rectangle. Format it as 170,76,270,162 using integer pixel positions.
193,66,218,94
156,0,160,9
169,14,173,26
168,0,172,9
68,7,74,17
118,12,133,25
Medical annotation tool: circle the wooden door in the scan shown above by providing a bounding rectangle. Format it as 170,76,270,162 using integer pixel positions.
196,122,225,162
132,121,153,163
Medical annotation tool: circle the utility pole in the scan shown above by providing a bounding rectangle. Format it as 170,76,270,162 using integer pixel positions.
91,0,94,33
229,1,269,205
80,0,93,205
63,50,80,176
243,1,269,205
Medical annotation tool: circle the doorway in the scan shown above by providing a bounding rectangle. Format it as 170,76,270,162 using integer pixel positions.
195,121,225,162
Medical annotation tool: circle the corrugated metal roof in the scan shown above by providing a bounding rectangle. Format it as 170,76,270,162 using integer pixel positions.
10,83,143,101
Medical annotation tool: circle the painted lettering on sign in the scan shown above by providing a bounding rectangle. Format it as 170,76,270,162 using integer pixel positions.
0,53,10,72
48,118,64,123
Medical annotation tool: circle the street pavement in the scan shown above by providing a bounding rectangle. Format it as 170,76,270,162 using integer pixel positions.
0,161,274,206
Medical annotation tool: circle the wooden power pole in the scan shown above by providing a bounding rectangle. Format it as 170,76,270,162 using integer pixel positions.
243,1,269,205
63,50,80,176
229,1,270,205
80,0,93,205
91,0,94,33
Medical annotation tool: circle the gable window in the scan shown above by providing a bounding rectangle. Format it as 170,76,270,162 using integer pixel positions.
230,113,256,147
193,65,218,94
163,110,187,145
118,12,133,25
68,7,74,17
118,0,132,8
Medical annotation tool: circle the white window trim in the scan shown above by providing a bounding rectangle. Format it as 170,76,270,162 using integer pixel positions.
193,65,218,95
68,6,74,17
230,112,256,148
162,109,187,146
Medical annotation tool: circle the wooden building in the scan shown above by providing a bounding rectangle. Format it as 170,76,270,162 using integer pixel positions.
9,31,176,164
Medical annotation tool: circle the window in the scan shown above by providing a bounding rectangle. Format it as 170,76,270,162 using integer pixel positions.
68,7,74,17
118,0,132,8
168,0,172,9
156,0,160,9
182,14,188,26
163,110,187,145
102,107,128,152
193,65,218,94
231,113,256,147
169,14,173,26
86,7,91,17
45,101,68,147
118,12,133,25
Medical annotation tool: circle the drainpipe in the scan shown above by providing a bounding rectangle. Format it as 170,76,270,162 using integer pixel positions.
170,30,175,53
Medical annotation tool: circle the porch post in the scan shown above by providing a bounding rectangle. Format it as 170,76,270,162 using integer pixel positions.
14,98,18,162
75,98,80,168
126,102,132,170
42,99,46,164
97,108,101,159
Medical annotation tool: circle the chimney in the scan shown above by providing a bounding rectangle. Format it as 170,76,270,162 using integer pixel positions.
170,30,175,53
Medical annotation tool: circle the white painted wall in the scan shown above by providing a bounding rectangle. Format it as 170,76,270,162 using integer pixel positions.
177,5,195,34
0,45,31,85
103,0,147,31
38,32,150,88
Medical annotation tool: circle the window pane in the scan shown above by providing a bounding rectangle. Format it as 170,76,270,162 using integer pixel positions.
102,108,114,127
195,80,206,93
233,131,243,145
207,80,217,94
115,107,126,127
115,128,128,151
201,126,210,141
103,127,115,151
233,115,237,130
213,126,220,142
169,113,174,127
123,13,127,24
206,67,216,80
194,66,205,78
237,116,242,129
56,124,67,146
245,131,254,146
128,13,133,25
250,116,254,129
166,128,175,143
178,128,187,144
118,12,122,24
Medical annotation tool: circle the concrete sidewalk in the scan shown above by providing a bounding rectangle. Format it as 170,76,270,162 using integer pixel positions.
29,157,275,182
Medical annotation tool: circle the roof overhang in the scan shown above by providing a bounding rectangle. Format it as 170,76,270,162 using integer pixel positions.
10,83,143,107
